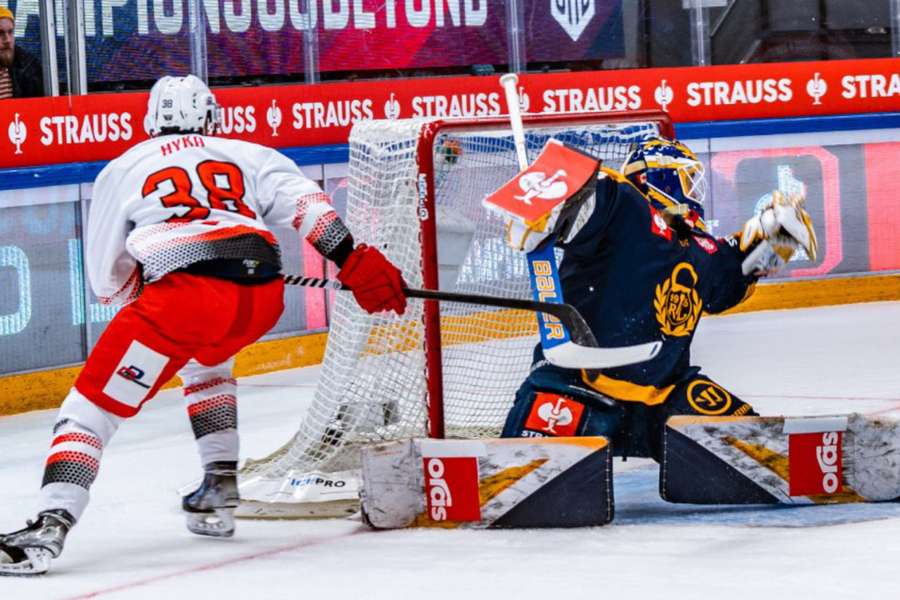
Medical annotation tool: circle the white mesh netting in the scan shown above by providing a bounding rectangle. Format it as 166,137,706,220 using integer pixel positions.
238,114,667,515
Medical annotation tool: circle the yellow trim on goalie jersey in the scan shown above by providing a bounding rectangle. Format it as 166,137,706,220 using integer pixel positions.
581,371,676,406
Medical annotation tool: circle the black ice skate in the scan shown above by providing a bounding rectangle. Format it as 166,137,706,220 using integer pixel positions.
0,509,75,576
182,461,239,538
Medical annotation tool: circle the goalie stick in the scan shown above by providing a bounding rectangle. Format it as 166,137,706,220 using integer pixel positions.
497,73,662,373
283,274,659,370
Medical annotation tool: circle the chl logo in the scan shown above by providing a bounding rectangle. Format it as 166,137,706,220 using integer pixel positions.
552,0,596,42
514,170,568,205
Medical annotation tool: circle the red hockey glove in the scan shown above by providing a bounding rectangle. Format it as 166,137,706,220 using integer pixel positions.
337,245,407,315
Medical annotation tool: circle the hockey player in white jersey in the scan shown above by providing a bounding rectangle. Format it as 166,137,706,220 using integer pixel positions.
0,75,407,576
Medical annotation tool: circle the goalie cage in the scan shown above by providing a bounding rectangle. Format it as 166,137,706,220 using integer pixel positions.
237,110,675,518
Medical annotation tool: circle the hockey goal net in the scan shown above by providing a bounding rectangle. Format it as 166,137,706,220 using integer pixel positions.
238,110,674,517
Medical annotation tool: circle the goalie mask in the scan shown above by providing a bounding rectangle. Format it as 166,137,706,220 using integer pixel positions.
144,75,220,137
622,138,707,223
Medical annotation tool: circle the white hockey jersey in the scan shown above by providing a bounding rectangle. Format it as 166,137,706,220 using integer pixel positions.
88,134,348,305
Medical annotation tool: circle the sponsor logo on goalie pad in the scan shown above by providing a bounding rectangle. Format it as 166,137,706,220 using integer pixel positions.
423,457,481,522
524,392,585,436
789,431,843,496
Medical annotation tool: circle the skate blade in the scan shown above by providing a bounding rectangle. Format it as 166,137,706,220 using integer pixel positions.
186,508,236,538
0,548,52,577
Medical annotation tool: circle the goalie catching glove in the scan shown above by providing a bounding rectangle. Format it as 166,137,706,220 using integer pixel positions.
337,244,407,315
739,190,818,276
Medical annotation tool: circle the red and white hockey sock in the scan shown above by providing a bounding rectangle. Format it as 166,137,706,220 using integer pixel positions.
38,389,122,522
180,359,239,467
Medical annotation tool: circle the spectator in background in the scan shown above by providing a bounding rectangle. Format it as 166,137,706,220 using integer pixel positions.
0,7,44,99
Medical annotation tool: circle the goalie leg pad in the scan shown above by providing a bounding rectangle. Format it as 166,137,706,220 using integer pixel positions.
501,363,624,439
361,437,613,529
661,413,900,504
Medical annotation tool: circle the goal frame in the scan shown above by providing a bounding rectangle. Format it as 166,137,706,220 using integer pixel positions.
415,109,675,439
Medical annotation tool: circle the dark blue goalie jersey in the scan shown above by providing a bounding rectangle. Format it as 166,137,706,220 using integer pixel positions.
553,167,758,405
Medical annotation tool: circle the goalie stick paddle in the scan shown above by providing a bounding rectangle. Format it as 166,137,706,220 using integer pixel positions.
283,274,661,372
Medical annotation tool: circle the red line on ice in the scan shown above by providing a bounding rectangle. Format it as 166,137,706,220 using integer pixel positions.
64,528,365,599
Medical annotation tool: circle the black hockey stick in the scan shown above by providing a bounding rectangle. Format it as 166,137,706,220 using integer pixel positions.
283,274,660,374
284,274,595,339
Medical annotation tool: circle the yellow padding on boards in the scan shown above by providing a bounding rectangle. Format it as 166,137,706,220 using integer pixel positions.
0,332,328,416
720,272,900,315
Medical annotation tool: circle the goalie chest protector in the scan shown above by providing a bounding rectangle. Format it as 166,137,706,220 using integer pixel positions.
662,413,900,504
360,437,612,529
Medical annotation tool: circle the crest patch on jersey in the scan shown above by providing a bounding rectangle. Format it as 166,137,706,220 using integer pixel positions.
653,262,702,337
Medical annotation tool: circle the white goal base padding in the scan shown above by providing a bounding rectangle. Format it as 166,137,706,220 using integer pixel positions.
236,470,360,519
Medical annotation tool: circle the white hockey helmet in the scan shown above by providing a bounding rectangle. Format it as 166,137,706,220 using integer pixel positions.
144,75,219,137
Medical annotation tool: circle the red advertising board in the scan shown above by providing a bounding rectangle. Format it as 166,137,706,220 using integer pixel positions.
3,58,900,169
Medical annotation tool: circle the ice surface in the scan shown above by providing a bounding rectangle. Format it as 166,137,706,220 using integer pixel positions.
2,302,900,599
